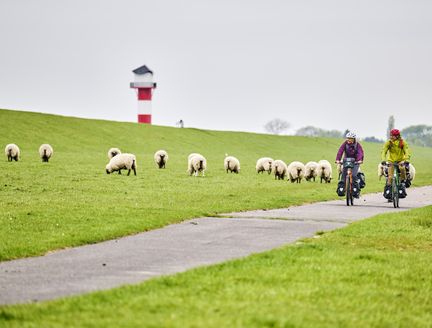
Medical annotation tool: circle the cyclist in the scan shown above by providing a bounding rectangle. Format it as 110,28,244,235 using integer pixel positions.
335,131,364,198
381,128,411,199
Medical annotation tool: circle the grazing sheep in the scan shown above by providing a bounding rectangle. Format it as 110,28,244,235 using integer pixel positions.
287,161,305,183
317,159,332,183
107,147,121,160
224,155,240,174
256,157,273,174
188,153,207,177
106,153,137,176
272,159,287,180
304,161,319,182
408,163,416,183
39,144,53,162
154,150,168,169
5,144,20,162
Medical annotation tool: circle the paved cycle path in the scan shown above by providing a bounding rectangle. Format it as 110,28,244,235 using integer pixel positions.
1,186,431,305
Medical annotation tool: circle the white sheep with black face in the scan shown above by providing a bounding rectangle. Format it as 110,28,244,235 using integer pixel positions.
39,144,53,162
107,148,121,160
304,161,319,182
106,153,137,176
271,159,287,180
317,159,333,183
287,161,305,183
187,153,207,177
256,157,273,174
154,150,168,169
224,155,240,174
5,144,20,162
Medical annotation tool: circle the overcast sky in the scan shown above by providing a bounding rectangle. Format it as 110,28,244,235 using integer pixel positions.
1,0,431,139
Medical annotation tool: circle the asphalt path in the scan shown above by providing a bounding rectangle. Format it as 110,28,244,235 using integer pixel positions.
1,186,431,305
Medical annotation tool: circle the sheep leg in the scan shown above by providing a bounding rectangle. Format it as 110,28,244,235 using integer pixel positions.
118,170,122,175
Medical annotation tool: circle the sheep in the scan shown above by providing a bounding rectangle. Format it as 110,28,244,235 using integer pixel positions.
304,161,319,182
107,147,121,160
271,159,287,180
317,159,332,183
188,153,207,177
224,155,240,174
154,150,168,169
408,163,416,183
39,144,53,162
5,144,20,162
287,161,305,183
106,153,137,176
378,162,386,180
256,157,273,174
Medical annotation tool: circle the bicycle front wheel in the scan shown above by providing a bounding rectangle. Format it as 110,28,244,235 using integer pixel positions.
346,175,352,206
392,179,399,208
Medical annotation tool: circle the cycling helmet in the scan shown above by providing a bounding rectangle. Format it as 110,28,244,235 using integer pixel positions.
345,131,356,139
390,129,400,137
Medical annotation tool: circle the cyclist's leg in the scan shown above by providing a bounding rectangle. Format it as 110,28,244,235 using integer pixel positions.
399,163,407,196
384,165,393,199
352,164,360,197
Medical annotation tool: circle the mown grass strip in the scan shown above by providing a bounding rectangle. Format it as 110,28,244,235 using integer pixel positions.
1,206,431,327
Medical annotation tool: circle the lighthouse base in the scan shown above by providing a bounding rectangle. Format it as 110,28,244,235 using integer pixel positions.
138,114,152,124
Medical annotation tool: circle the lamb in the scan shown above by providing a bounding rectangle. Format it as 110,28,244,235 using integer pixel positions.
304,161,319,182
5,144,20,162
256,157,273,174
107,148,121,160
39,144,53,162
106,153,137,176
154,150,168,169
287,161,305,183
224,155,240,173
188,153,207,177
378,162,386,180
317,159,332,183
271,159,287,180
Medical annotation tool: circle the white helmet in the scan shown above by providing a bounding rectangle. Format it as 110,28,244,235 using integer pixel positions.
345,131,356,139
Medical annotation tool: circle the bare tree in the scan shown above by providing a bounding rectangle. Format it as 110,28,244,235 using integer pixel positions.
264,118,290,135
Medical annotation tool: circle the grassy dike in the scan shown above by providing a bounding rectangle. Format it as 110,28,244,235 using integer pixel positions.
1,206,431,327
1,108,432,261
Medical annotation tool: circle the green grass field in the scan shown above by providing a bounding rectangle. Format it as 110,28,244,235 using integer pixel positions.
1,206,431,327
1,108,432,261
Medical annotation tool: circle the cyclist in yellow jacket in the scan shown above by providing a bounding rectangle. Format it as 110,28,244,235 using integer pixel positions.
381,128,411,199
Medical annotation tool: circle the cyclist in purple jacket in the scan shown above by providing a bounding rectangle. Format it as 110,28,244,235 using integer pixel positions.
335,131,364,198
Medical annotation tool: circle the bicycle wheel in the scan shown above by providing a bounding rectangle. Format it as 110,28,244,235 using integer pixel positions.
345,175,351,206
392,179,399,208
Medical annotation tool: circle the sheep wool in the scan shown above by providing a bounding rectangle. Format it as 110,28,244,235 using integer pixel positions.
154,150,169,169
106,153,137,176
39,144,53,162
224,155,240,174
287,161,306,183
317,159,332,183
256,157,273,174
272,159,287,180
408,163,416,182
5,144,20,162
304,161,319,182
188,153,207,177
107,148,121,160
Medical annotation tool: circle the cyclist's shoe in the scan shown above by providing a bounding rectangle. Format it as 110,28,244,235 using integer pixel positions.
383,185,392,199
336,181,345,196
353,182,360,198
399,182,407,198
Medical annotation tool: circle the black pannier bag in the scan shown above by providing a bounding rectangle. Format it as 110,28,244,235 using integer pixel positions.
357,172,366,189
336,181,345,196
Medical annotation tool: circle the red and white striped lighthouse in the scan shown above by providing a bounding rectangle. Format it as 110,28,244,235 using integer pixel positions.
130,65,157,124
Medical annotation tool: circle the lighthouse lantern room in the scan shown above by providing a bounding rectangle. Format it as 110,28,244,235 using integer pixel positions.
130,65,157,124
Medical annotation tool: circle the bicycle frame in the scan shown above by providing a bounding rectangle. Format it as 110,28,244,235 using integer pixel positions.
342,158,356,206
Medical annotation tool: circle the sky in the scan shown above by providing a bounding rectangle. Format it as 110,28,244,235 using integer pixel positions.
1,0,432,139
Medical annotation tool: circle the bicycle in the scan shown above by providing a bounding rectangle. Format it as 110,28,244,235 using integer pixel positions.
386,162,404,208
338,158,360,206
